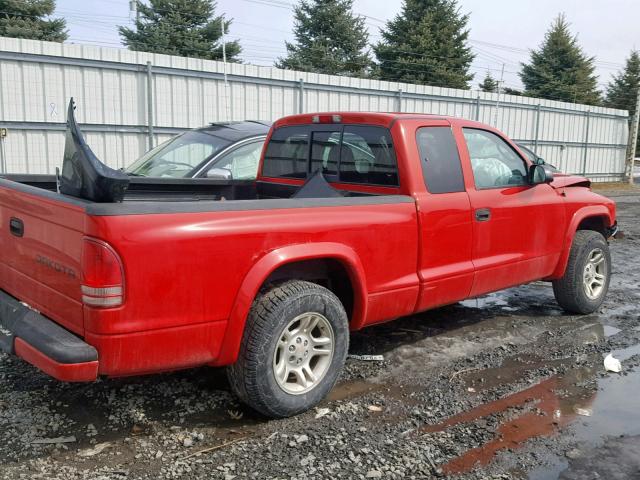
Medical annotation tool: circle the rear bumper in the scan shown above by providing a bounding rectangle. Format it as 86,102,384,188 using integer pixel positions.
0,289,98,382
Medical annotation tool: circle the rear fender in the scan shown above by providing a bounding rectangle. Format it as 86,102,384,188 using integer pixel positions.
215,243,367,365
547,206,614,280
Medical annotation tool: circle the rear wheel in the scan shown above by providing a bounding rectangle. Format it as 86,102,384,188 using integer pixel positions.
552,230,611,314
227,280,349,418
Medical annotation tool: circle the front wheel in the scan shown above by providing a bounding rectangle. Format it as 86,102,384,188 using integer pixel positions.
552,230,611,314
227,280,349,418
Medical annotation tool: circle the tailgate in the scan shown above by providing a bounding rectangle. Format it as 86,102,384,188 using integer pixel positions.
0,182,86,335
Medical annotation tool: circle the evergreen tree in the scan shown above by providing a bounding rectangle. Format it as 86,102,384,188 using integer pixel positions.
276,0,372,76
502,87,522,96
520,14,600,105
479,71,498,92
0,0,67,42
119,0,241,61
605,50,640,156
373,0,474,89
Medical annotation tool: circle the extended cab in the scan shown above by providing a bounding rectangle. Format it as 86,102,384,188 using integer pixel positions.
0,111,617,417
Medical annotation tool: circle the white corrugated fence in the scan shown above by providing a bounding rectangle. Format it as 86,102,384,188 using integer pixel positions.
0,37,630,181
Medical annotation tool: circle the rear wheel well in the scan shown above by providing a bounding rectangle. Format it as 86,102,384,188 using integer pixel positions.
263,259,354,321
577,215,608,237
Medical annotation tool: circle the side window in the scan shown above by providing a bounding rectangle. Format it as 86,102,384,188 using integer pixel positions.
262,126,309,179
463,129,528,189
416,127,465,194
212,140,264,180
310,130,340,176
163,142,215,166
339,126,398,186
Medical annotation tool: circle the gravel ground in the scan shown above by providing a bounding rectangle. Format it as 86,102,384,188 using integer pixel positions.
1,185,639,480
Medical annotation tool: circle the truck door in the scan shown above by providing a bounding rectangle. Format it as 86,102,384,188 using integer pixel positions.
414,123,475,311
459,127,565,297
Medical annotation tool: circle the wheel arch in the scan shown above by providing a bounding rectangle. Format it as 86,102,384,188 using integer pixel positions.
547,206,614,280
215,243,368,365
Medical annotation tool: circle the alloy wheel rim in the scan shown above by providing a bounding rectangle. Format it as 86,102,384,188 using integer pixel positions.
273,312,334,395
583,248,606,300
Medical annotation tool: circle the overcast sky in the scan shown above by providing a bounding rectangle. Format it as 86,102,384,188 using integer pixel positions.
56,0,639,92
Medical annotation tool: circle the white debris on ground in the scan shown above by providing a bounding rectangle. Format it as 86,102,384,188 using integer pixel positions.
604,353,623,373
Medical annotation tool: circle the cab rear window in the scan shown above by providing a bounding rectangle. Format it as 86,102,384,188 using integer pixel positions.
262,126,309,179
262,125,398,187
339,126,398,186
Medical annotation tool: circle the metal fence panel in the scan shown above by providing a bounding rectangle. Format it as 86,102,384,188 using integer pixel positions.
0,36,630,181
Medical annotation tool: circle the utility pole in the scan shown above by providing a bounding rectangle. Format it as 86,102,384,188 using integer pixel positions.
493,64,505,127
221,16,230,122
627,88,640,185
129,0,140,24
221,18,227,84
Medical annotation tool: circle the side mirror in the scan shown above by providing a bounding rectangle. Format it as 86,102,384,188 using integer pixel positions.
206,167,233,180
529,164,554,185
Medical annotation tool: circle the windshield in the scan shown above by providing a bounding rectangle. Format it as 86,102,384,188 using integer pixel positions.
517,144,538,163
516,143,560,172
125,131,232,178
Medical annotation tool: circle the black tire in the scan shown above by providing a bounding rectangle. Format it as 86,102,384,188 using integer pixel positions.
552,230,611,314
227,280,349,418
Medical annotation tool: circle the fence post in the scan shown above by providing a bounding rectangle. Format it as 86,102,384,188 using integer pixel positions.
0,135,6,174
533,104,541,152
0,127,6,173
475,94,481,121
298,79,304,114
146,61,154,150
396,88,403,112
581,110,591,176
626,88,640,184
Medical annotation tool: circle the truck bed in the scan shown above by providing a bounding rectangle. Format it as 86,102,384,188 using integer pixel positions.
0,171,418,377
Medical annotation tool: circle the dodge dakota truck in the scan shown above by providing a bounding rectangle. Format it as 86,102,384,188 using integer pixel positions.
0,108,617,418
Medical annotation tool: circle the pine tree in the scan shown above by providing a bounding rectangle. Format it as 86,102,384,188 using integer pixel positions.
605,50,640,156
119,0,241,61
479,71,498,92
373,0,474,89
502,87,522,96
276,0,372,77
0,0,67,42
520,14,600,105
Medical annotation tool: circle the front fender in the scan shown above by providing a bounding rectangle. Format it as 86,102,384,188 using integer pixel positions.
214,242,368,366
547,205,615,280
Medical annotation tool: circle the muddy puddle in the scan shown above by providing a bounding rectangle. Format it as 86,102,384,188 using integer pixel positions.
332,290,640,478
459,284,565,317
415,318,640,478
47,367,263,454
529,342,640,479
420,357,600,475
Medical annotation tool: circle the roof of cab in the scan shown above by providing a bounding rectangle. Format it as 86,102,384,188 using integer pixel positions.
273,112,467,129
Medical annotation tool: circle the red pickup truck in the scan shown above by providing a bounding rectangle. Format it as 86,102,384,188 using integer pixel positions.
0,110,617,418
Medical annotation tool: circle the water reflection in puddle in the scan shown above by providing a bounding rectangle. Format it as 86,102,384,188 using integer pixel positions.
529,347,640,479
418,326,640,477
459,284,564,317
420,358,598,475
603,325,621,337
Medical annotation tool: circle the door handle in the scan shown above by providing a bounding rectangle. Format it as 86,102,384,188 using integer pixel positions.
475,208,491,222
9,217,24,237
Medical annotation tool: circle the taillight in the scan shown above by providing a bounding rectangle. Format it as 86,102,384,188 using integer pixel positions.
81,238,124,308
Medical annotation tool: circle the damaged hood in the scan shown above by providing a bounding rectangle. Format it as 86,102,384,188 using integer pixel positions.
549,173,591,189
